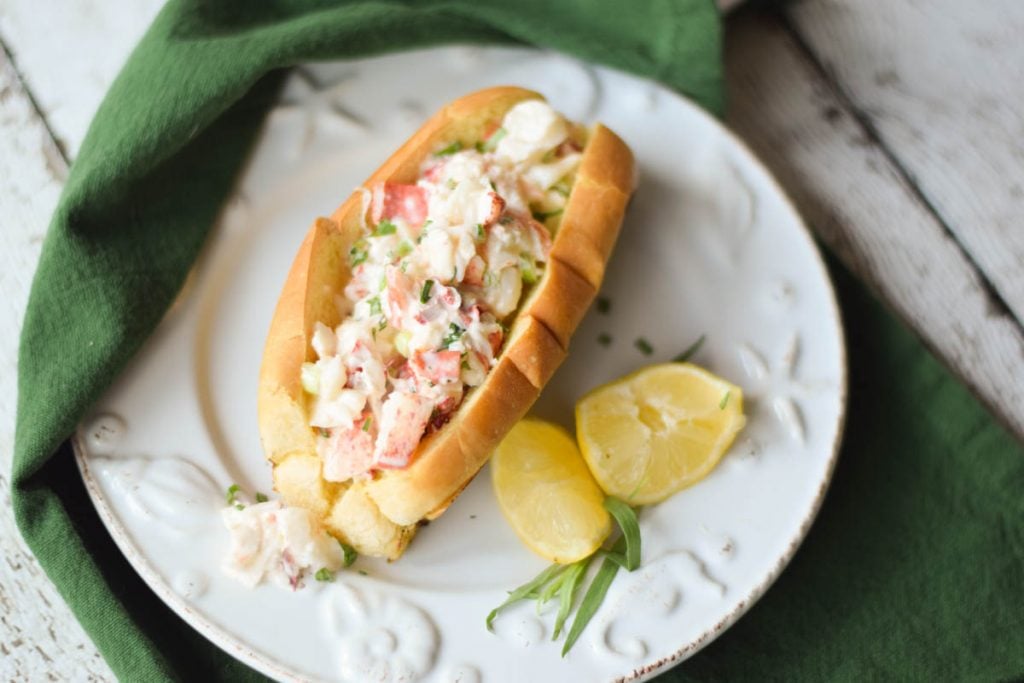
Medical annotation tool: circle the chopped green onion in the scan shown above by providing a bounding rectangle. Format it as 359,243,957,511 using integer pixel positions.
520,255,538,285
532,208,564,222
434,141,463,157
395,241,413,258
634,337,654,356
367,296,382,316
483,127,507,152
340,542,358,567
719,391,731,410
314,568,334,582
362,416,373,432
475,223,485,240
373,219,397,236
596,297,611,314
597,333,612,347
441,323,463,350
225,484,240,505
420,279,434,303
674,334,706,363
255,492,269,503
349,241,368,266
300,362,319,395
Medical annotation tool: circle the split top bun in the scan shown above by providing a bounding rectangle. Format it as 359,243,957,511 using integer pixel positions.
258,87,635,559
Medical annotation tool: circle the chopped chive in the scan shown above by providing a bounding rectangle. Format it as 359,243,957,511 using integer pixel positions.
420,279,434,303
434,141,463,157
634,337,654,356
441,323,463,349
255,492,269,503
674,334,706,363
532,208,564,222
362,416,373,432
596,297,611,314
395,241,413,258
475,223,485,240
349,242,368,267
719,391,731,410
597,333,612,347
340,542,358,567
367,296,382,317
314,568,334,582
482,127,507,152
225,484,240,505
372,219,397,236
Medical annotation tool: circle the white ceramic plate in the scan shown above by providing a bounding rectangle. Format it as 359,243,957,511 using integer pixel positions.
74,46,846,683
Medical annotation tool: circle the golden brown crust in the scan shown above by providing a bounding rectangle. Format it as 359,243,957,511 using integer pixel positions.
258,87,635,556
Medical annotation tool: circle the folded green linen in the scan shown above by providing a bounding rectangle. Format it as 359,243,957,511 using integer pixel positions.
13,0,1022,681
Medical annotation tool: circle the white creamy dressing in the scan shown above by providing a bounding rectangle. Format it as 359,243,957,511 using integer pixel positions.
221,501,344,590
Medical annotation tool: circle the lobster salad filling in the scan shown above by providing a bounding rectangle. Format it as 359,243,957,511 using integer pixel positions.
304,100,582,481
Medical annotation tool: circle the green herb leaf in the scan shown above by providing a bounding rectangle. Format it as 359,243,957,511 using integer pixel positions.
603,498,641,571
441,323,464,350
674,334,706,363
340,542,358,567
486,563,567,632
634,337,654,356
561,537,625,656
597,332,612,347
483,127,507,152
255,492,269,503
420,279,434,304
719,391,731,410
225,484,240,505
367,297,382,317
532,208,564,222
315,568,334,582
349,241,368,266
435,141,463,157
553,559,590,640
373,219,397,236
596,297,611,314
395,241,413,258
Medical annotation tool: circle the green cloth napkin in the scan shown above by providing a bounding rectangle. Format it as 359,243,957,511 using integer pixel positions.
12,0,1022,681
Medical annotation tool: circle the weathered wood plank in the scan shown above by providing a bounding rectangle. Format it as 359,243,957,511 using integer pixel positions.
0,0,164,156
0,48,115,682
787,0,1024,330
725,8,1024,441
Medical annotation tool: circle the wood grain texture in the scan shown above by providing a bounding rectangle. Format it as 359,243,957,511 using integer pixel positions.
0,50,115,683
725,8,1024,441
788,0,1024,330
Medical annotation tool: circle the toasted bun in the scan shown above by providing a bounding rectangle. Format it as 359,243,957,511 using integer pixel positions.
258,87,635,558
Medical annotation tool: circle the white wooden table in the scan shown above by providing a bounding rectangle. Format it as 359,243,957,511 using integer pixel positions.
1,1,1021,678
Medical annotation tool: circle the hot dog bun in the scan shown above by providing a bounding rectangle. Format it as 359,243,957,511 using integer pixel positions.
258,87,635,559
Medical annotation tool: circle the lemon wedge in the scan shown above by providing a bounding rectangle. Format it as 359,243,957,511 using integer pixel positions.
492,419,612,564
576,363,745,505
